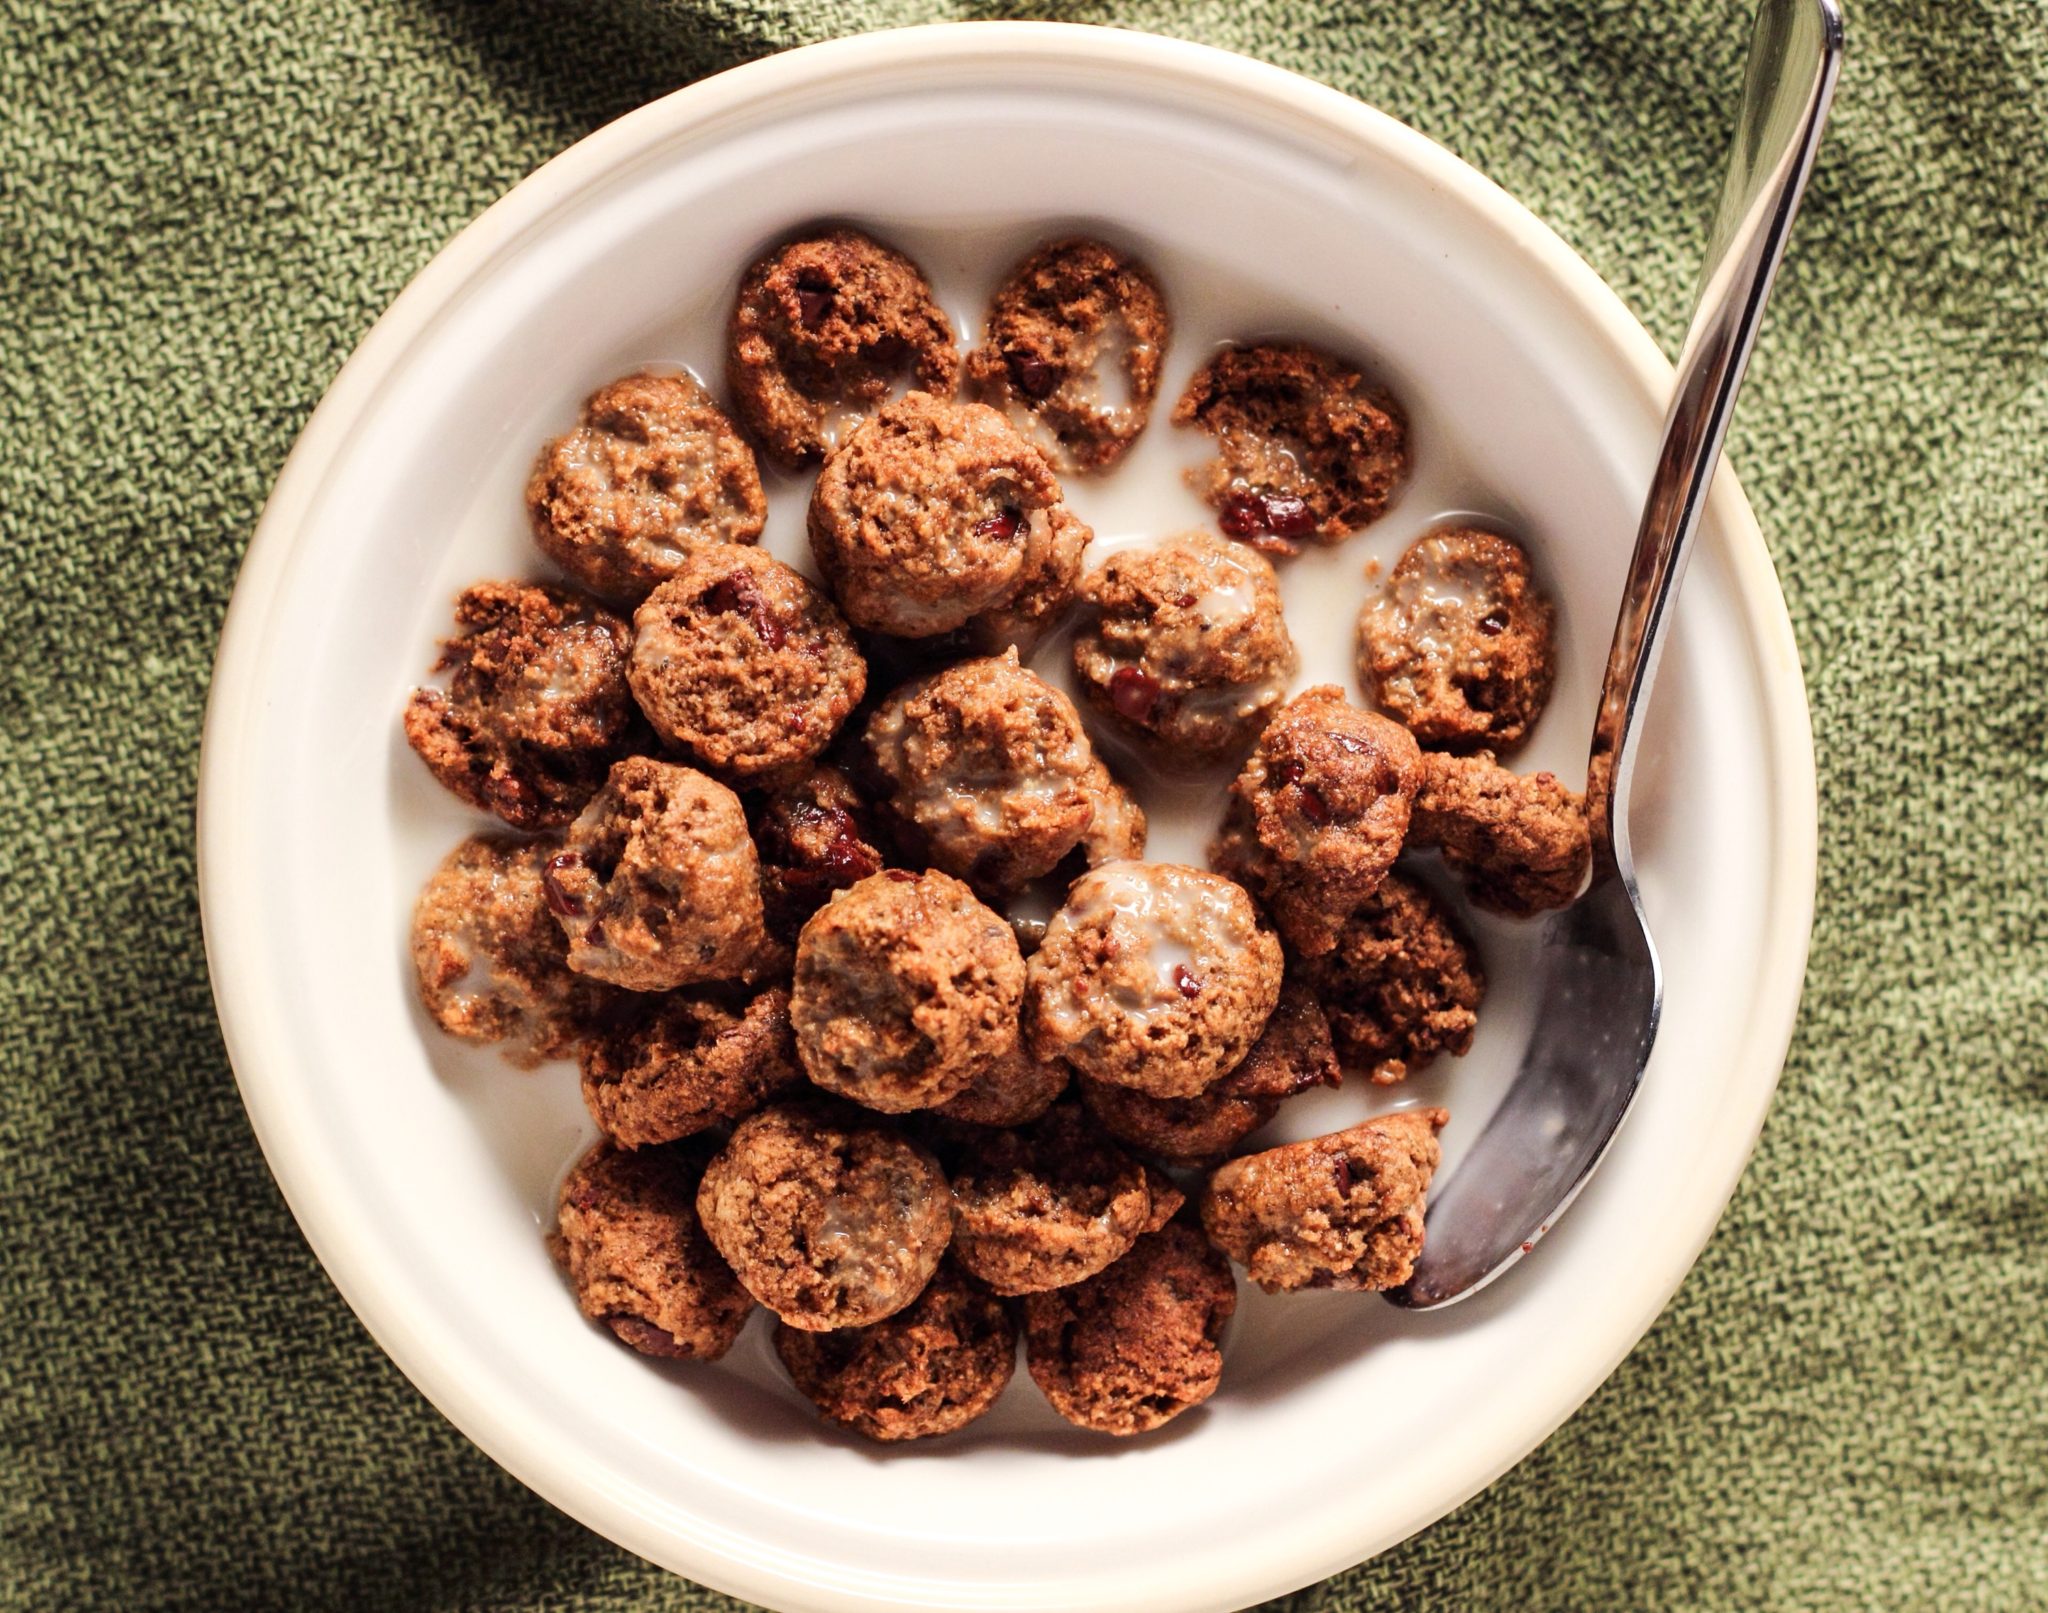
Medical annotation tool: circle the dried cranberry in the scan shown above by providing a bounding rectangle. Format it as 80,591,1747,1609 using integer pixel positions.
604,1315,688,1358
819,827,881,886
1172,964,1203,999
1008,351,1059,399
1478,609,1509,636
973,505,1022,543
1261,494,1314,537
1174,593,1198,609
1332,1156,1355,1195
703,572,786,651
1108,666,1161,724
1219,490,1311,555
541,852,586,917
1269,757,1305,790
584,920,607,949
1296,784,1332,827
885,868,919,884
1218,492,1266,538
793,275,832,329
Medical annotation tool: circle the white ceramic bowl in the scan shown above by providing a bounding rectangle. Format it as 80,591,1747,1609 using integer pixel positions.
199,23,1816,1613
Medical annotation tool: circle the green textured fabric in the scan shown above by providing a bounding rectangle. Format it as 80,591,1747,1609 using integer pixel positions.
3,0,2044,1607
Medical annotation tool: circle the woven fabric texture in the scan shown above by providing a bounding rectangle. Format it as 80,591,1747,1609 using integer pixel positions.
3,1,2044,1608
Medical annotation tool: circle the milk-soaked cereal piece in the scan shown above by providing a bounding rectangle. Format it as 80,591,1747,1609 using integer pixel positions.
1358,526,1556,752
545,757,772,992
1072,531,1297,762
696,1100,955,1331
1408,750,1591,916
1026,861,1284,1098
749,764,888,944
402,580,638,830
1201,1108,1447,1293
526,370,767,605
790,868,1024,1115
578,984,801,1148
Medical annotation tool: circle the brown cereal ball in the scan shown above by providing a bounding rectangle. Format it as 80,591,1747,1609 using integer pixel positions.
1297,873,1485,1082
933,1043,1071,1128
964,236,1171,474
697,1100,955,1331
410,834,618,1067
402,580,638,830
1077,981,1339,1164
949,1103,1177,1295
547,757,771,992
1172,342,1409,551
627,546,865,782
1359,526,1556,752
1072,532,1298,762
1076,756,1149,868
773,1261,1016,1442
808,391,1089,641
525,370,767,605
1200,1108,1447,1293
864,650,1105,894
553,1139,753,1360
790,869,1025,1114
727,227,960,471
749,764,888,944
1211,685,1424,957
1409,750,1591,916
578,984,801,1148
1021,1221,1236,1436
1026,861,1284,1098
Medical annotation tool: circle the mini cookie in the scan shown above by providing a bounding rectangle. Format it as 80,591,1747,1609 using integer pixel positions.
1026,861,1284,1098
949,1103,1174,1295
933,1043,1071,1128
1201,1108,1447,1293
808,391,1089,640
1408,750,1591,916
1296,872,1484,1082
410,834,617,1067
547,757,771,992
627,546,865,781
697,1100,955,1330
1211,685,1424,957
964,236,1171,473
526,369,767,605
749,764,887,943
553,1139,753,1360
1078,981,1339,1164
1021,1221,1236,1436
1072,531,1297,762
727,227,960,470
1359,526,1556,752
579,984,801,1148
774,1260,1016,1442
402,579,637,830
790,869,1025,1114
864,650,1105,894
1173,342,1409,551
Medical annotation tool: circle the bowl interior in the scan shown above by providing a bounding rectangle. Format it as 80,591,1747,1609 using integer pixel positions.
203,29,1810,1613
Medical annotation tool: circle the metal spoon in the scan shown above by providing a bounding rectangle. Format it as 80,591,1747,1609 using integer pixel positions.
1390,0,1843,1309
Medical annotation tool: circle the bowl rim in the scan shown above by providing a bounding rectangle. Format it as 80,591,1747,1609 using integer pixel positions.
198,20,1819,1611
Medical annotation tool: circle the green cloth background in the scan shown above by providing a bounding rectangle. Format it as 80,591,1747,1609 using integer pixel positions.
3,0,2044,1607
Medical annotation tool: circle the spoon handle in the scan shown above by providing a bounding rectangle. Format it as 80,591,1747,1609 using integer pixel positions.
1590,0,1843,859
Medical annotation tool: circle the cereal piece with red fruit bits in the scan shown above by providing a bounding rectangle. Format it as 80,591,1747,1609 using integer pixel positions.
1408,750,1591,916
748,764,887,944
578,984,801,1149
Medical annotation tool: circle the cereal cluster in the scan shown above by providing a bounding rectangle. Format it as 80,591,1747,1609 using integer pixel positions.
404,227,1589,1440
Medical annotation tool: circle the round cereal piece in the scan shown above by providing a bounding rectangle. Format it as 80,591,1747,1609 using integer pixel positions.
1072,531,1297,761
749,764,888,943
1201,1108,1447,1293
1172,342,1409,550
1296,872,1484,1082
402,580,638,830
773,1260,1016,1442
949,1103,1174,1295
553,1139,753,1360
1409,750,1591,916
934,1043,1071,1128
410,834,618,1067
791,869,1025,1114
1026,861,1284,1098
1021,1221,1236,1436
964,236,1171,474
1210,685,1424,957
808,391,1089,640
627,546,865,781
696,1100,955,1331
864,649,1104,894
525,369,767,605
579,984,801,1148
546,757,771,992
727,227,960,470
1077,980,1339,1164
1359,526,1557,751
